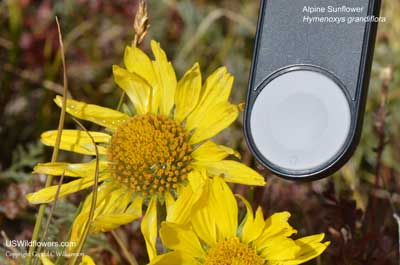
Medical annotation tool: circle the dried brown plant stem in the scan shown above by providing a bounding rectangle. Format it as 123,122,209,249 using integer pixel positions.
111,230,139,265
26,16,68,265
117,0,149,111
132,0,149,47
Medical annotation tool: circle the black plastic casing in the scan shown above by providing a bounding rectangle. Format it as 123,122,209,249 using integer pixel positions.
244,0,382,181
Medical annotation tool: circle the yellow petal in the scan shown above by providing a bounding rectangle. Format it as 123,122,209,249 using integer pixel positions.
149,251,200,265
125,195,144,216
199,67,233,106
255,212,297,251
174,63,202,122
124,46,157,87
166,171,205,224
186,67,233,131
218,145,241,159
69,211,90,251
79,182,118,215
26,175,107,204
113,65,151,114
99,188,131,215
296,233,325,245
192,140,240,162
259,236,301,260
91,190,139,233
188,102,239,144
69,183,117,251
192,160,265,186
236,194,265,244
188,168,208,190
92,214,140,233
41,130,109,155
33,160,108,178
165,191,175,217
54,96,128,130
209,176,237,241
273,234,329,265
263,212,297,238
81,255,96,265
190,180,217,246
151,40,177,116
141,197,158,260
159,222,205,259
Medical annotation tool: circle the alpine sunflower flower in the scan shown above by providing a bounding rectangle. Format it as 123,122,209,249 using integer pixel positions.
151,172,329,265
26,40,265,259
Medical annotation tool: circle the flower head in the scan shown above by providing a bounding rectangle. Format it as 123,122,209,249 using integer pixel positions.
27,40,265,259
151,174,329,265
107,114,193,195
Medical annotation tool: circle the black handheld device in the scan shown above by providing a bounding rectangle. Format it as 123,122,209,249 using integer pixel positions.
244,0,382,180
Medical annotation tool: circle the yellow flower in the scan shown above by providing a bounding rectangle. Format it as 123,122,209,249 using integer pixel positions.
26,40,265,259
151,174,329,265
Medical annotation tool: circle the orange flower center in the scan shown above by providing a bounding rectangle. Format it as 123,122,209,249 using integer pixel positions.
107,114,192,196
204,237,264,265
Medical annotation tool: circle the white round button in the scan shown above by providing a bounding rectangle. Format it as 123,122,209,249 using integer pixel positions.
250,69,351,172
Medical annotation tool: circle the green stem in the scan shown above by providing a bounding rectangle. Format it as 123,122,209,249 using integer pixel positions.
116,91,126,111
26,17,68,265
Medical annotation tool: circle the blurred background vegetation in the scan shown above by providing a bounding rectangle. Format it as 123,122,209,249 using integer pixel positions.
0,0,399,264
